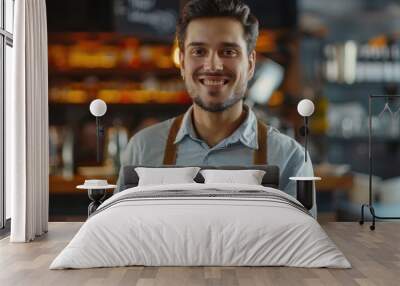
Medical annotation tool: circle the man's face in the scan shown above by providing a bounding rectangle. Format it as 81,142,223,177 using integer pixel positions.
179,17,256,112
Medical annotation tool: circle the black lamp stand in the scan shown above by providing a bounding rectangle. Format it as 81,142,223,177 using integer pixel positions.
290,115,320,212
87,189,107,216
96,116,105,163
304,116,309,162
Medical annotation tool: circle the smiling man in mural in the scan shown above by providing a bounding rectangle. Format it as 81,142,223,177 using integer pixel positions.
115,0,316,216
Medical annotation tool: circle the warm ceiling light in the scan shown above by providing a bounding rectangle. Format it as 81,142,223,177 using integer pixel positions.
172,38,181,68
172,45,180,68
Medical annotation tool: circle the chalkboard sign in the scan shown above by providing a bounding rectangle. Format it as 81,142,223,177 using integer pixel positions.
114,0,180,41
246,0,297,29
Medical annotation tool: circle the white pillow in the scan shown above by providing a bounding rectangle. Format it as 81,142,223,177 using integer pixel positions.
135,167,201,186
200,169,266,185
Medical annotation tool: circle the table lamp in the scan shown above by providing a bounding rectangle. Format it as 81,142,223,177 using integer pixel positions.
89,99,107,163
76,99,116,216
289,99,321,211
297,99,315,162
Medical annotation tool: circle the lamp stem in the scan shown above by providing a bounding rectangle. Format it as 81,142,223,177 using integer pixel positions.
96,116,100,163
304,116,308,162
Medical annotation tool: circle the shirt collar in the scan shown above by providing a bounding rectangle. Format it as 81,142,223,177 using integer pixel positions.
174,104,259,150
174,105,198,144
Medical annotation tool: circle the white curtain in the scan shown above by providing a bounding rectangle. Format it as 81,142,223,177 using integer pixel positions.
8,0,49,242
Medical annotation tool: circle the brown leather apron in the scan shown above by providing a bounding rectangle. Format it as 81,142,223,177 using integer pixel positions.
162,114,268,165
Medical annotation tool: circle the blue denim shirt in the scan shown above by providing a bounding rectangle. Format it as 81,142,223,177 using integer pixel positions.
115,105,316,217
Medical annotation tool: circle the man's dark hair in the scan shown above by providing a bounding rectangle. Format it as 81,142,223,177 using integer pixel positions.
176,0,259,54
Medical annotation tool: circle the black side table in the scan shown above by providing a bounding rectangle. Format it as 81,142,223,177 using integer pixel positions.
289,177,321,210
77,180,116,216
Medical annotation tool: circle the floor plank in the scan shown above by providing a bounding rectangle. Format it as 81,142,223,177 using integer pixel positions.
0,222,399,286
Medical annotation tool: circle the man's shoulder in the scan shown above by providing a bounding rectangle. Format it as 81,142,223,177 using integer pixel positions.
136,118,174,138
266,125,310,176
267,125,304,153
121,117,176,166
127,117,175,148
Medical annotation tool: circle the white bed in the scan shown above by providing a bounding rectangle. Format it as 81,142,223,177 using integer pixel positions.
50,183,351,269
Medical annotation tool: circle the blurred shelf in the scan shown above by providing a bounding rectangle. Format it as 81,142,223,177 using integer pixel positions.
314,173,354,192
49,102,191,111
49,215,87,222
50,175,117,195
327,135,400,143
323,81,388,86
49,67,180,79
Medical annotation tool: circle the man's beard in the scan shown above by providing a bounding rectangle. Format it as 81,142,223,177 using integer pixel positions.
188,83,248,112
193,92,245,112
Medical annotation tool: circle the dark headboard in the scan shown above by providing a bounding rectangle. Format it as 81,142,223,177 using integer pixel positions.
122,165,280,191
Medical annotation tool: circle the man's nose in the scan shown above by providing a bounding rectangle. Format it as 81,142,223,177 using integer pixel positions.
204,52,223,71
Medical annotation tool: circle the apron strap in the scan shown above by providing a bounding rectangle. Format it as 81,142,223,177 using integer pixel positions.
163,114,184,165
163,114,268,165
253,119,268,165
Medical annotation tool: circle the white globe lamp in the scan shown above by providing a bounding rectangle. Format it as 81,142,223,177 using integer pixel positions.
90,99,107,117
297,99,315,117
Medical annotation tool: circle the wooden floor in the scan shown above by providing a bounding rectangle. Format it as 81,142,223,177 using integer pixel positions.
0,222,399,286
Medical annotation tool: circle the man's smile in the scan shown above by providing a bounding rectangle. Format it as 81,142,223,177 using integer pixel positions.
197,74,231,89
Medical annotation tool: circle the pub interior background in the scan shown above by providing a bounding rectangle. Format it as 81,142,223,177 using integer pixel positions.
44,0,400,222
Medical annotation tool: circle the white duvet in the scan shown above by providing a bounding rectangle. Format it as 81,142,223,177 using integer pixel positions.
50,183,351,269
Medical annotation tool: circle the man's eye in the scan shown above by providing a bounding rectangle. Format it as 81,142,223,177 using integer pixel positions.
191,48,206,57
222,49,238,57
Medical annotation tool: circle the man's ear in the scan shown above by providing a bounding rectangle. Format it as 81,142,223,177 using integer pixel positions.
179,49,185,79
247,50,256,80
